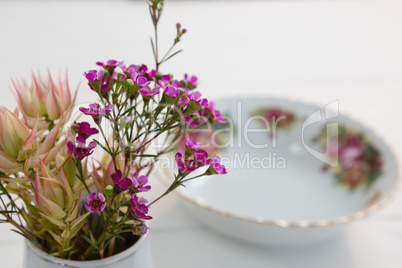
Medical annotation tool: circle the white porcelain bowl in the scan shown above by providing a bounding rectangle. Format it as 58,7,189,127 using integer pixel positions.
166,96,401,246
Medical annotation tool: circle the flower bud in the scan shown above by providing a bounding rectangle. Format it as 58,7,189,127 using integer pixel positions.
105,185,114,196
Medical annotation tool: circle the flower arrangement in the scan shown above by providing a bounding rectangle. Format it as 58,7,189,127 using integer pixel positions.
0,0,227,261
314,125,382,189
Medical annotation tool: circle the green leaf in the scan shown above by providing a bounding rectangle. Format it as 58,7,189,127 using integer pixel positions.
39,213,66,228
116,229,134,234
150,37,156,60
11,229,30,240
0,210,18,214
48,230,63,246
154,121,163,130
107,232,124,240
121,105,138,117
104,236,115,250
162,49,183,63
93,140,113,155
82,235,99,250
132,154,158,158
0,183,9,195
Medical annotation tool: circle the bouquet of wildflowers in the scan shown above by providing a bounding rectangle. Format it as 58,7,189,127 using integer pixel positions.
0,0,226,260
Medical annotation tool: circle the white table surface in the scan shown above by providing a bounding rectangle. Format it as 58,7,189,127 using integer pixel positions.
1,0,402,267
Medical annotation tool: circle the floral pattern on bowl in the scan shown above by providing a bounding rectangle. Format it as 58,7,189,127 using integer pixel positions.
314,125,383,190
251,107,296,138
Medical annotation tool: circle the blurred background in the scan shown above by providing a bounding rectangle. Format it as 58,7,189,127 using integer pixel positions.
1,0,402,267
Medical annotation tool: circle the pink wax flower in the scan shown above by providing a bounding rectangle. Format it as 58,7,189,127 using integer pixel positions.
131,70,150,87
85,192,107,214
79,103,114,123
186,137,202,151
194,150,209,165
84,69,104,83
131,173,151,192
184,74,198,89
175,153,197,173
67,136,96,159
164,85,180,99
177,96,189,108
96,59,123,69
122,116,131,123
75,121,99,139
138,86,160,98
172,80,182,88
198,98,208,109
84,69,110,93
208,101,227,123
158,74,171,89
131,194,152,220
180,116,199,127
207,155,227,175
112,170,132,190
142,223,148,234
189,91,202,102
175,151,209,174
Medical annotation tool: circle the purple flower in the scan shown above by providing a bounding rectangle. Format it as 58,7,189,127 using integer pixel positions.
175,152,208,174
84,69,110,93
79,103,114,123
96,59,123,69
172,80,182,88
122,116,130,123
148,69,156,79
131,194,152,220
67,136,96,159
208,101,228,123
207,155,227,175
85,192,107,214
139,64,156,80
178,89,202,109
131,70,150,87
158,74,171,89
189,91,202,101
112,170,132,190
194,150,209,165
180,116,199,127
186,137,202,151
184,74,198,88
131,173,151,192
164,85,180,99
211,109,227,123
138,86,160,98
75,121,99,139
84,69,104,82
142,223,148,234
175,153,195,173
121,64,139,74
198,98,208,109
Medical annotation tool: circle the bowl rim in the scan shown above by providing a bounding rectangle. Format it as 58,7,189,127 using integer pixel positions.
165,95,402,229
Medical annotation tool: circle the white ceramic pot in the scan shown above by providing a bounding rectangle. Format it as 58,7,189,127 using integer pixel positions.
23,232,152,268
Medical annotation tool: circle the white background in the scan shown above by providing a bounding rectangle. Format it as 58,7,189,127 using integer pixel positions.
1,0,402,267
